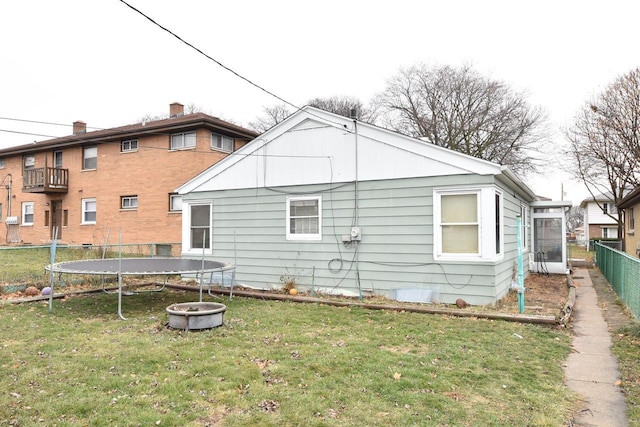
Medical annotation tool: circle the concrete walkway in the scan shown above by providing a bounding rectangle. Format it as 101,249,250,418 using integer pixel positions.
565,268,628,427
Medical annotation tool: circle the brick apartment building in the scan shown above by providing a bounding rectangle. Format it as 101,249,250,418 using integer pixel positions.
0,103,258,249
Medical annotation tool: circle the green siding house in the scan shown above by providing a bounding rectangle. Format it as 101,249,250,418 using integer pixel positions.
177,106,558,305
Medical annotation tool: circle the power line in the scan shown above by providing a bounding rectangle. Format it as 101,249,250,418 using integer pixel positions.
0,128,59,138
0,116,101,130
118,0,301,113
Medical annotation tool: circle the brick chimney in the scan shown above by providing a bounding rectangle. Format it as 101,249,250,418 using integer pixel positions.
73,121,87,134
170,102,184,118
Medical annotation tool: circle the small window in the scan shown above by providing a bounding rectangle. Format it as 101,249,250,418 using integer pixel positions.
24,155,35,169
63,209,69,227
629,207,635,231
0,158,5,169
83,146,97,170
286,196,322,240
520,204,529,250
53,151,63,168
121,195,138,210
190,204,211,250
82,198,96,224
44,210,50,227
0,202,3,222
121,139,138,152
22,202,34,225
169,194,182,212
211,133,233,152
171,132,196,150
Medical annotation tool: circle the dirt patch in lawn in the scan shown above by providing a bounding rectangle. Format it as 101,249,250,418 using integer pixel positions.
494,272,569,316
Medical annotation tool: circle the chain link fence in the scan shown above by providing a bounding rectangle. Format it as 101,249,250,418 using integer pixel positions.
595,242,640,320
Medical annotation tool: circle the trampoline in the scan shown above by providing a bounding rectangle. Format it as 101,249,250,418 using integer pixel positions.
45,257,235,320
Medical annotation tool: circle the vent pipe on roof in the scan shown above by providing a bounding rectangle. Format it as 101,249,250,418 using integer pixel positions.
73,121,86,134
350,108,358,120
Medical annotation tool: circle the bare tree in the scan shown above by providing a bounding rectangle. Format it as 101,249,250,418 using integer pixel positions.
372,63,548,175
566,206,584,233
564,67,640,235
249,96,377,132
248,104,293,132
306,96,379,123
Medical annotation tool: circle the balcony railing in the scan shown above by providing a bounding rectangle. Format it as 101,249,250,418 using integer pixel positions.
22,167,69,193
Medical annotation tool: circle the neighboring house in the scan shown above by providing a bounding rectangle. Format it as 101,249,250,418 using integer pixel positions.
177,106,569,305
616,186,640,257
0,103,258,248
580,193,620,250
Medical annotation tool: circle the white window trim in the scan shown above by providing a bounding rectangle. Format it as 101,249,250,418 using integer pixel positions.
169,194,182,212
121,139,138,152
286,195,322,241
171,131,197,150
82,198,97,225
83,146,97,170
433,186,504,262
211,133,233,152
520,204,530,251
182,201,213,254
22,202,34,226
121,195,138,210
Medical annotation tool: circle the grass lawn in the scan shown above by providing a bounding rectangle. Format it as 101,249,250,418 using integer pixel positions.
0,288,576,426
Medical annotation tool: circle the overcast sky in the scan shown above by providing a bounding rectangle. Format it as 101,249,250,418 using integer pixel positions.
2,0,639,204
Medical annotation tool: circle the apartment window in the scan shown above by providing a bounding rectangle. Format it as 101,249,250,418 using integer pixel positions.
22,202,34,226
286,196,322,240
82,198,96,224
121,195,138,210
629,207,635,232
24,155,35,169
211,133,233,152
121,139,138,152
0,202,3,222
53,151,63,168
169,194,182,212
83,146,97,170
433,187,503,261
171,131,196,150
0,158,5,169
189,204,211,250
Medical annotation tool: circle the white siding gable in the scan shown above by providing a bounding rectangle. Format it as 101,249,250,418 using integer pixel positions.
178,107,503,194
586,201,618,225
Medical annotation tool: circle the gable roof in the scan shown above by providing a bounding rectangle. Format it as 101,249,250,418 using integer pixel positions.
0,113,259,155
177,106,536,200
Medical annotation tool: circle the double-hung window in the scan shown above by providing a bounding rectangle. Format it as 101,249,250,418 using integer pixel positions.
189,203,211,250
22,202,34,226
629,207,635,232
83,146,97,170
171,132,196,150
286,196,322,240
82,198,96,224
434,187,503,261
211,133,233,152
